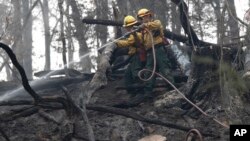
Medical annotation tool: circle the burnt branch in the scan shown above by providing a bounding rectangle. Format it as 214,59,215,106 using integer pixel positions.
0,43,71,107
0,106,39,122
0,100,34,106
82,18,122,27
0,42,85,124
82,42,116,104
86,104,218,137
0,96,71,122
173,0,199,46
0,100,217,137
82,20,247,49
38,109,61,125
61,86,77,117
0,101,64,122
0,42,42,102
0,96,68,122
61,86,95,141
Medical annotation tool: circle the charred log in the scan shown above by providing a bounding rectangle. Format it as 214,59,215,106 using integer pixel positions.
0,77,93,98
80,42,117,141
34,69,83,78
0,43,94,136
181,47,219,114
180,46,246,119
82,18,122,27
0,106,39,122
82,42,117,104
82,19,247,49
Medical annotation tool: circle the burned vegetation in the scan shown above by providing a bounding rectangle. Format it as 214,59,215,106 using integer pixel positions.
1,0,250,141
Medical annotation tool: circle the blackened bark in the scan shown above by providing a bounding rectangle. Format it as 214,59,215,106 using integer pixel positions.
0,42,42,101
81,18,246,49
82,18,123,26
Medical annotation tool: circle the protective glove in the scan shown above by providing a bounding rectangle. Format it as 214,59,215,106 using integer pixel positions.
137,23,145,29
132,24,145,32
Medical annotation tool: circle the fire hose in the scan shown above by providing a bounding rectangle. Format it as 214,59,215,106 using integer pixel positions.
137,28,229,129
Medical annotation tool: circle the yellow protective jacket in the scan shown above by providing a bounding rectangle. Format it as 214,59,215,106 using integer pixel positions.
115,32,143,55
142,20,164,50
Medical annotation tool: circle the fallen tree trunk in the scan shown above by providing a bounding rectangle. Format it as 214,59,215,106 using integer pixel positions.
79,42,117,141
0,77,92,100
82,42,117,104
34,69,86,78
82,18,247,49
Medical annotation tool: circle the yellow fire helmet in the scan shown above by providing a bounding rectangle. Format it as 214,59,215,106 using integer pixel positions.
137,8,151,18
123,15,138,27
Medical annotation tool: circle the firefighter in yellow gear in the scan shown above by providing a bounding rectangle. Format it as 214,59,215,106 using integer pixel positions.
137,8,166,50
115,15,146,97
137,8,174,97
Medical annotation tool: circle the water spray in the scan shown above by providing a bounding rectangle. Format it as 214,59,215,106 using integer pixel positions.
43,27,140,78
0,27,141,101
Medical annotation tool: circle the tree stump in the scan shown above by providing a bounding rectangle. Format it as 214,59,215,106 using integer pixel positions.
182,46,247,129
